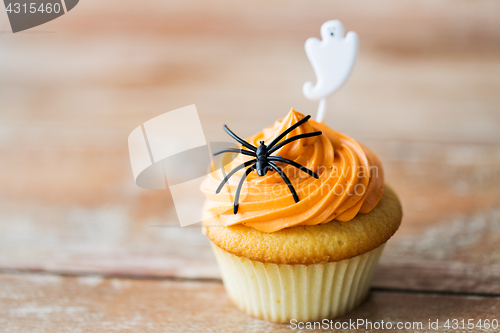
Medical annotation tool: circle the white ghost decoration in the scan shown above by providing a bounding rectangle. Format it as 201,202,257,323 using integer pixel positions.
303,20,359,122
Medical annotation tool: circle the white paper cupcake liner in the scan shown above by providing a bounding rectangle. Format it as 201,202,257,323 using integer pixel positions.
211,242,385,323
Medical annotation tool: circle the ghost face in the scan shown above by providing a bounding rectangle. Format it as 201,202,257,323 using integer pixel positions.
320,20,345,40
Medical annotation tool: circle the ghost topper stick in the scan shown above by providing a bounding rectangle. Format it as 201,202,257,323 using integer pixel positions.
302,20,359,123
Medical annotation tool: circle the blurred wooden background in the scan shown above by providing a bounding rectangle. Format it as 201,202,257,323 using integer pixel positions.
1,0,499,331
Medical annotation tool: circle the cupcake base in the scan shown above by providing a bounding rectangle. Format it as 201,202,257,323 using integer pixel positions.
211,242,385,323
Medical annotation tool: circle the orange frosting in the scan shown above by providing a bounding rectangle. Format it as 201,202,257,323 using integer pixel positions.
201,109,384,233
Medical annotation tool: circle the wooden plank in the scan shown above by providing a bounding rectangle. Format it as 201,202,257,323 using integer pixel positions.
1,273,499,332
41,0,500,54
372,141,500,294
1,141,499,293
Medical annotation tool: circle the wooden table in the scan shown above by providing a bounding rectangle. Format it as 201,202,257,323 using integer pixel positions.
1,0,499,331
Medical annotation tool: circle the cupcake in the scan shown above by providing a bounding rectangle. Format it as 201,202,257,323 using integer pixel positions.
200,109,402,323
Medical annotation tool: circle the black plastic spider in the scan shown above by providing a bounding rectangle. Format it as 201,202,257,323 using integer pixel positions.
213,115,322,214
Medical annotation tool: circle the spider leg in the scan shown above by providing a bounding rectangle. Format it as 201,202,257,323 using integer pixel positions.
216,159,256,194
267,131,322,155
269,161,299,203
268,115,311,149
233,165,256,214
268,156,319,179
213,148,256,157
223,125,257,152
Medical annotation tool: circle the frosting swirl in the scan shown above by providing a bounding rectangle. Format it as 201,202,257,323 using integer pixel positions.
201,109,384,233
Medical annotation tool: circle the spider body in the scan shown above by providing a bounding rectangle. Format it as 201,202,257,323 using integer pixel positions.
255,141,270,176
214,115,322,214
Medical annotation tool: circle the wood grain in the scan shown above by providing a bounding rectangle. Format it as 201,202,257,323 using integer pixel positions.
1,273,499,333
